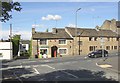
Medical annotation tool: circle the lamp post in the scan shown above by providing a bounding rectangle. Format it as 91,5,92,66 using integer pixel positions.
75,8,81,55
78,32,80,55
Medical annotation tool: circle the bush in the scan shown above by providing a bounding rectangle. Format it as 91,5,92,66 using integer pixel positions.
20,51,29,57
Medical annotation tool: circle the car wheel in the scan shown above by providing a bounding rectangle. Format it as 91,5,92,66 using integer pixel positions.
94,55,97,58
105,54,108,57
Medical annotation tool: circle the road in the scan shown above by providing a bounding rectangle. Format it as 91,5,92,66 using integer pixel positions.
0,54,119,82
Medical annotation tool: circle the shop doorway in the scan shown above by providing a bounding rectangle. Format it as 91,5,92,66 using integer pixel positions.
51,46,58,57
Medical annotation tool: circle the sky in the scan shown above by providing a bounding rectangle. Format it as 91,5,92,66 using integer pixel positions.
0,1,119,40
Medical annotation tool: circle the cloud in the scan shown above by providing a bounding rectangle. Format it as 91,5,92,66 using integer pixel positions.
0,30,31,40
32,24,40,28
42,14,62,21
32,24,48,28
67,24,76,27
90,8,95,12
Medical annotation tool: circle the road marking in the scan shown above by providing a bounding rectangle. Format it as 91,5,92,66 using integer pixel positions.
0,66,22,71
61,71,79,78
41,65,56,70
33,65,39,67
96,63,112,68
20,73,37,78
33,68,40,74
0,65,31,71
20,63,23,68
22,61,36,64
13,72,23,82
84,57,87,59
96,63,120,74
55,76,60,79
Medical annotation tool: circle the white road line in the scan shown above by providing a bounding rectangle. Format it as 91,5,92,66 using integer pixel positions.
33,68,40,74
22,61,36,64
0,66,22,71
41,65,56,70
96,63,99,67
13,63,23,83
20,63,23,68
0,65,31,71
61,71,79,78
13,72,23,83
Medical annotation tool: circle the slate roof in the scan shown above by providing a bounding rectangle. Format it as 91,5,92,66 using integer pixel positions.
21,40,30,44
32,27,118,39
32,28,73,39
65,27,118,37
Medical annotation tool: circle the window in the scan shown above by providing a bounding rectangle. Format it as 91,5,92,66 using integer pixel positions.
89,37,92,41
107,37,110,41
89,46,93,51
0,53,3,57
59,49,67,54
40,49,48,55
59,40,66,44
114,46,117,50
111,46,113,50
89,46,96,51
116,37,119,41
106,46,110,50
23,45,26,49
40,39,47,45
94,37,97,41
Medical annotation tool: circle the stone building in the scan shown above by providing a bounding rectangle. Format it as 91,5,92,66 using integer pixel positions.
32,19,120,58
32,28,73,58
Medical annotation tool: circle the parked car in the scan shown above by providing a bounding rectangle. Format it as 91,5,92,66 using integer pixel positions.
87,49,108,58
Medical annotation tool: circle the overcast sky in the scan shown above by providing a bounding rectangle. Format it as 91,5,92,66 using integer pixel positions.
0,1,119,40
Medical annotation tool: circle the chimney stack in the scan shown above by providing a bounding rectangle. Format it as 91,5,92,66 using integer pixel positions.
52,28,58,34
32,28,35,34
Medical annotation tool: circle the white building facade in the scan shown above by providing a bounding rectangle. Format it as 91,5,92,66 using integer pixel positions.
0,42,13,60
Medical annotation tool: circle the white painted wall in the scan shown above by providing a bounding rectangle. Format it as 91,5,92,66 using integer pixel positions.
0,42,13,60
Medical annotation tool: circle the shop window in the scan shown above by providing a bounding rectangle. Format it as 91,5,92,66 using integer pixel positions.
59,49,67,54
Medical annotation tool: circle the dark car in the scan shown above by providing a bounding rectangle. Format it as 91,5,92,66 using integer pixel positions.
87,49,108,58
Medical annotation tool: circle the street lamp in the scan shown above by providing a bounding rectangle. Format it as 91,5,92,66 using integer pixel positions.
75,8,81,55
78,32,80,55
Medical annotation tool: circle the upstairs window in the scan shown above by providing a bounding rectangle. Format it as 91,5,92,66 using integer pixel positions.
94,37,97,41
116,37,119,41
40,39,47,45
89,37,92,41
59,39,66,44
107,37,110,41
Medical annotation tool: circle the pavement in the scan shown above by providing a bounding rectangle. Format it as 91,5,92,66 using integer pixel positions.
96,55,119,74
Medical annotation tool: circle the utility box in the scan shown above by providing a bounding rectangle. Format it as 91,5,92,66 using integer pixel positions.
0,42,13,60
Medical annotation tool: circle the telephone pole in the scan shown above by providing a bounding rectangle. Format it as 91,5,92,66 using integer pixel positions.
10,24,12,59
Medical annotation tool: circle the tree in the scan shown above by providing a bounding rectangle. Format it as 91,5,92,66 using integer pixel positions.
0,1,22,22
46,28,49,32
28,38,32,58
12,35,20,57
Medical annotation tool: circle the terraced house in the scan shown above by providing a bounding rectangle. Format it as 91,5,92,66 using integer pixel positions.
32,19,120,58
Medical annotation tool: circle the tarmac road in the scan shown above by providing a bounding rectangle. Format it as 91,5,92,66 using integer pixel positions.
0,54,119,82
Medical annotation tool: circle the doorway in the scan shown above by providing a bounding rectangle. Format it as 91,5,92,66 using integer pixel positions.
51,46,58,57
